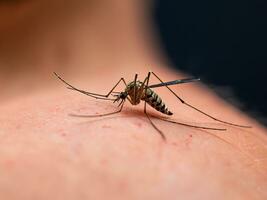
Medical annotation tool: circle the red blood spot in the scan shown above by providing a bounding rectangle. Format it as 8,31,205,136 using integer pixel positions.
58,129,67,137
100,159,108,165
224,160,231,167
5,160,15,168
118,179,128,191
54,106,60,111
185,134,193,147
102,125,111,128
171,142,178,146
16,124,21,130
134,121,142,128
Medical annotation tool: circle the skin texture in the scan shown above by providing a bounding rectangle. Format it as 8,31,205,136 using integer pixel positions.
1,0,267,199
1,69,267,200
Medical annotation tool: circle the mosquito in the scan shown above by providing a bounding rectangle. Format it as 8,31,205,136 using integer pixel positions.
54,71,251,140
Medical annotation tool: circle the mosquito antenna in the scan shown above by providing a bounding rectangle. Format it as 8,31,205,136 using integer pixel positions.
66,87,116,101
150,72,251,128
54,72,127,99
54,72,117,101
54,72,82,91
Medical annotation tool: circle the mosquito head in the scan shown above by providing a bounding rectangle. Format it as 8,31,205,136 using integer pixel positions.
119,92,128,99
112,91,128,103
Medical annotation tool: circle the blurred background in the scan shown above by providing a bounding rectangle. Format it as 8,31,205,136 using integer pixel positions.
153,0,267,125
0,0,266,126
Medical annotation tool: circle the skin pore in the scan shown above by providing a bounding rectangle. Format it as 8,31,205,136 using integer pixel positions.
1,0,267,199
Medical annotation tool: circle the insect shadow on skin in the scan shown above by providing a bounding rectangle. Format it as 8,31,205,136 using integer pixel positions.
54,71,251,141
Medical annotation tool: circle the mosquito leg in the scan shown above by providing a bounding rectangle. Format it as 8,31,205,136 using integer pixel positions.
70,100,125,118
158,118,226,131
133,74,138,104
136,76,148,100
54,72,127,99
144,103,166,141
143,72,166,141
126,97,134,105
150,71,251,128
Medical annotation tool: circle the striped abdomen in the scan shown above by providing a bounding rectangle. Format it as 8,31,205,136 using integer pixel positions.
142,88,173,115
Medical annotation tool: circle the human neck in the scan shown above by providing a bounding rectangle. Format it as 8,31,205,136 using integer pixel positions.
0,0,165,79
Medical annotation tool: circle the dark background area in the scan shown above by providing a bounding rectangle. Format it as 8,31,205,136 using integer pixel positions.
153,0,267,125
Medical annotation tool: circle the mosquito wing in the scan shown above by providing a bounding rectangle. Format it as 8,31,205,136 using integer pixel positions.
148,77,200,89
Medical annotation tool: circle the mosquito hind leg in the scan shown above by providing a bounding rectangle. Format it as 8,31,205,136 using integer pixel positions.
144,103,166,140
150,71,251,128
143,72,166,141
157,117,226,131
54,72,127,100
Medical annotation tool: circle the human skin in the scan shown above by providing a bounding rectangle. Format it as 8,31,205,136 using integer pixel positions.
1,68,267,200
1,0,267,199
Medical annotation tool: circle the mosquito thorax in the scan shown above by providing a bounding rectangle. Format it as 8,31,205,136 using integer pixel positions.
125,81,142,91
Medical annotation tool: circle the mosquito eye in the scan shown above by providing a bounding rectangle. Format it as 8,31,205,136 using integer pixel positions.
120,93,127,99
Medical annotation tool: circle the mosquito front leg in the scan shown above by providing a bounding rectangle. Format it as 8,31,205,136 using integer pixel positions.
136,76,148,101
150,71,251,128
143,72,166,140
54,72,127,100
133,74,138,104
